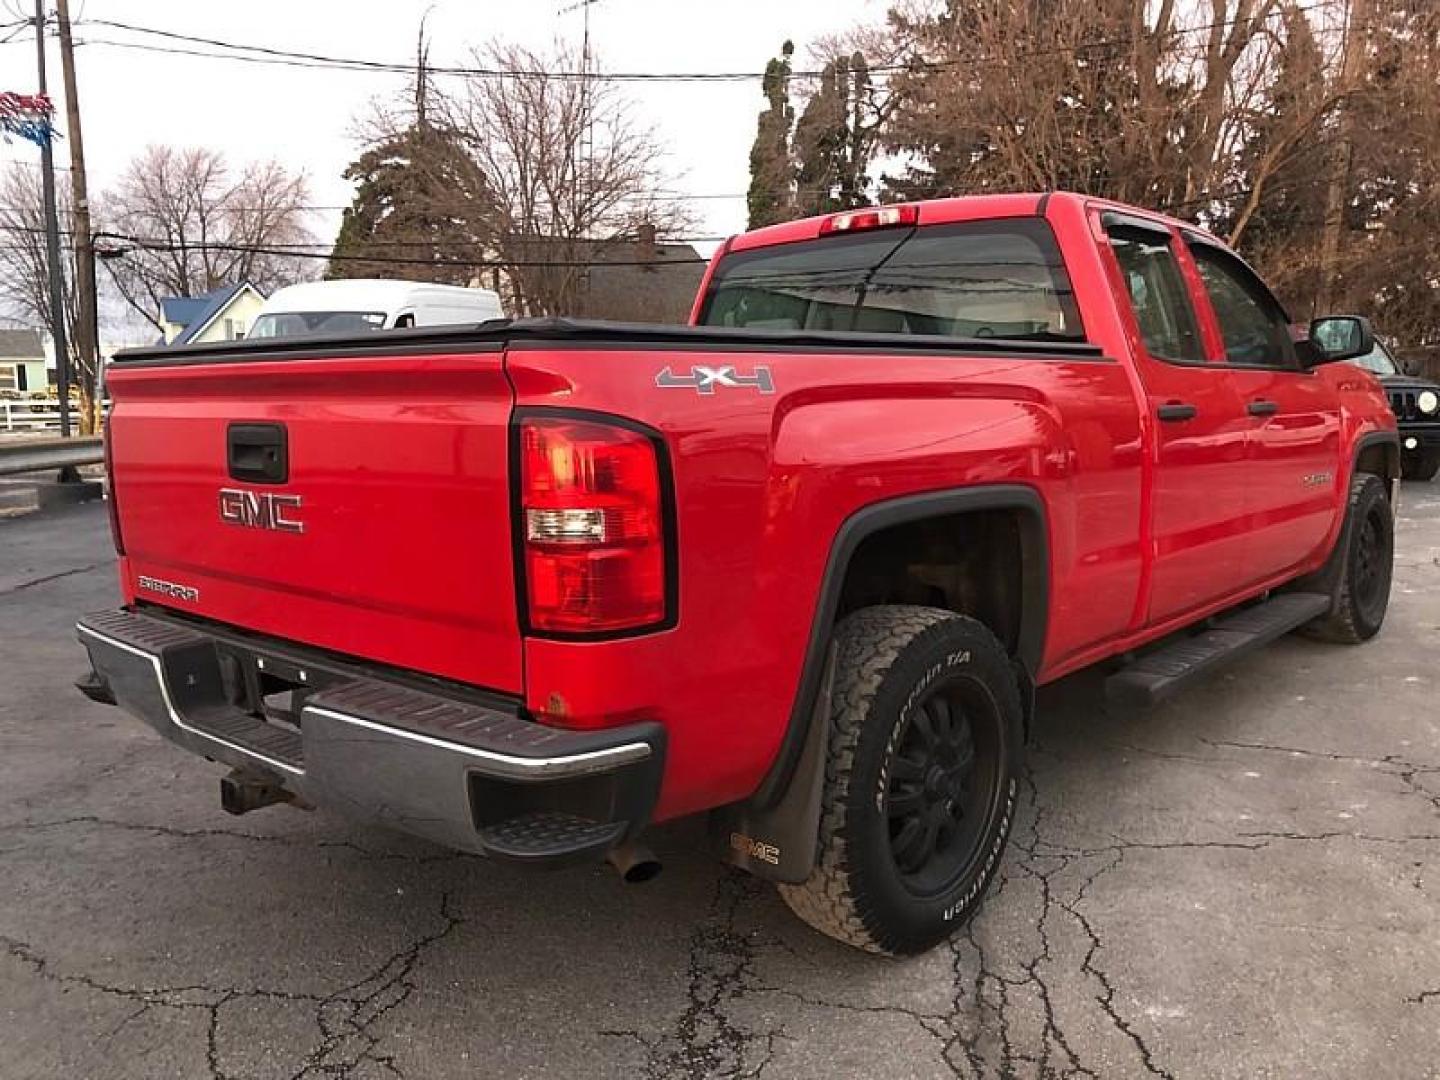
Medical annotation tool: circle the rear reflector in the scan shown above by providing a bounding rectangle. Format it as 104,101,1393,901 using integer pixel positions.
517,415,670,634
819,204,919,235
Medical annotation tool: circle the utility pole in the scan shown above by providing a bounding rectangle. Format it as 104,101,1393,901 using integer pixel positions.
559,0,600,211
32,0,71,438
55,0,96,433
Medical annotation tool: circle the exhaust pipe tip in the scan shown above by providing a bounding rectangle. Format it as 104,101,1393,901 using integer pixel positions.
607,842,662,884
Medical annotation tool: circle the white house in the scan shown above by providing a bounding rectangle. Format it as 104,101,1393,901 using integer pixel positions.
159,283,266,345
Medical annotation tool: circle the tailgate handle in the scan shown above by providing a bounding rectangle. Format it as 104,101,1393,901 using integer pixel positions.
227,423,288,484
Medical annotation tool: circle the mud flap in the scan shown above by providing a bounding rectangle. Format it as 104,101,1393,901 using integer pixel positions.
710,647,835,884
1014,659,1035,744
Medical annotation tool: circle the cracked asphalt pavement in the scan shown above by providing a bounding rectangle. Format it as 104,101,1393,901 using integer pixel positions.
3,490,1439,1079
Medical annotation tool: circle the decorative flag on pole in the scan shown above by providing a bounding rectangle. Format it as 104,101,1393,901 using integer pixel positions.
0,91,59,147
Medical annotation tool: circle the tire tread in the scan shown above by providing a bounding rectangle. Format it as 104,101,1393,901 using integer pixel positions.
779,605,1010,954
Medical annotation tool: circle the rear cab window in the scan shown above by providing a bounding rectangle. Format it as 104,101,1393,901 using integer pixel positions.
697,218,1084,344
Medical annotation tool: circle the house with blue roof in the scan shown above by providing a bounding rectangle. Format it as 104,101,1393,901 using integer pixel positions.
159,283,267,345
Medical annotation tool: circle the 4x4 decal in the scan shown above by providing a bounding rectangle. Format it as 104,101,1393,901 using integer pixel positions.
656,365,775,395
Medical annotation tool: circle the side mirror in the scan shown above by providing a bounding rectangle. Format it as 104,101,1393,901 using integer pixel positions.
1308,315,1375,365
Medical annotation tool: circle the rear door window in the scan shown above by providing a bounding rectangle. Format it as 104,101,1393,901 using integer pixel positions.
699,218,1083,343
1106,226,1205,364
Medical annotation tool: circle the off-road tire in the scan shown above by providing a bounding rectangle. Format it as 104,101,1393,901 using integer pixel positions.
778,606,1023,955
1401,448,1440,483
1306,473,1393,644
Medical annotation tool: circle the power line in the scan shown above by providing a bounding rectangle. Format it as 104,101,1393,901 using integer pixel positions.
0,220,727,246
66,5,1339,84
79,229,715,268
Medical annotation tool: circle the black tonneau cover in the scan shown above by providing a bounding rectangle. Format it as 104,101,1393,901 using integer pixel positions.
112,317,1106,368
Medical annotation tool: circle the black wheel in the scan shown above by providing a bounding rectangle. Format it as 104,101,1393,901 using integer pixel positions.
1307,473,1393,643
1401,448,1440,483
778,606,1023,955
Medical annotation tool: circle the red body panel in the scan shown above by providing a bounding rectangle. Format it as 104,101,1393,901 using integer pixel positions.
104,192,1396,825
510,341,1145,819
106,353,523,693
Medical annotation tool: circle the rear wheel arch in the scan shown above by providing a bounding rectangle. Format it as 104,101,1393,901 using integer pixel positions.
753,485,1049,812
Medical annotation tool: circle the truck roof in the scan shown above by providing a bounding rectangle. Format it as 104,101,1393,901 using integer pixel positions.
727,191,1228,254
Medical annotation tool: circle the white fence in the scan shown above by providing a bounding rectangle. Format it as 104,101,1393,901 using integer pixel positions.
1,400,110,433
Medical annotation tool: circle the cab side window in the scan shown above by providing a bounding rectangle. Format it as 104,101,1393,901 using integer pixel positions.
1107,226,1205,364
1188,244,1298,369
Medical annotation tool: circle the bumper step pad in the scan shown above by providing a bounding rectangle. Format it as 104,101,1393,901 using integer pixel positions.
477,812,626,860
309,679,607,766
191,708,303,771
1105,592,1331,708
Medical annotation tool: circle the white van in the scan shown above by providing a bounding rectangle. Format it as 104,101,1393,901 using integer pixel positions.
248,280,504,340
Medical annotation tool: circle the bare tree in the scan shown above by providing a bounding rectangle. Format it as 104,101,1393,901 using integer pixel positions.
436,41,694,316
876,0,1336,215
101,146,315,329
0,165,94,406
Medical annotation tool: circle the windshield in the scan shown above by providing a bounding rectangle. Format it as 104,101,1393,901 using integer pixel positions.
1347,341,1401,377
697,218,1084,342
248,311,388,340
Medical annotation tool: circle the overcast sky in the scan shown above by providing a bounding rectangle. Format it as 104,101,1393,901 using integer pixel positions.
2,0,884,339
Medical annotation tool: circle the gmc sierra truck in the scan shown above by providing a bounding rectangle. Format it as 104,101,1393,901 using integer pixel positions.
76,193,1399,955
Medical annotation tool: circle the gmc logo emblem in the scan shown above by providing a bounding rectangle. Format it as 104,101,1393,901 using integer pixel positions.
218,488,304,534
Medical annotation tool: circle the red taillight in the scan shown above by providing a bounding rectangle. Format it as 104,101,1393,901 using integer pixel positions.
819,204,919,235
102,414,125,555
518,415,670,634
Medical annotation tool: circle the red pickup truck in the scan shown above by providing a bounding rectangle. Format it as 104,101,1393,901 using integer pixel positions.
77,193,1398,955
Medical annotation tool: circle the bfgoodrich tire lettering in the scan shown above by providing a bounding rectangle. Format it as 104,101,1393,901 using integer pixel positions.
779,606,1023,955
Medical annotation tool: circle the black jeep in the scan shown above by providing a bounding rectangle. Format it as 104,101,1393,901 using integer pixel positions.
1315,317,1440,482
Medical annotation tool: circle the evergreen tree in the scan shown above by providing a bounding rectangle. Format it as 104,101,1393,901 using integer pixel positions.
328,122,491,284
747,42,796,228
794,53,872,216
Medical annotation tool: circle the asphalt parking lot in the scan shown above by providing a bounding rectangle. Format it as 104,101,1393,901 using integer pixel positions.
2,493,1438,1080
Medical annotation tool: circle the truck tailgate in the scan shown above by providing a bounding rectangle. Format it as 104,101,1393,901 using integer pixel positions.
105,348,522,693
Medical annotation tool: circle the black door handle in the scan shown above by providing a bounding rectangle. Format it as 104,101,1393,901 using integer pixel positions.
1247,399,1279,417
1157,402,1198,422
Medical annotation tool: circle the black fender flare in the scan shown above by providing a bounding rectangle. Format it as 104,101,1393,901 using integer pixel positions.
712,485,1050,883
1290,430,1400,609
1349,429,1401,485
